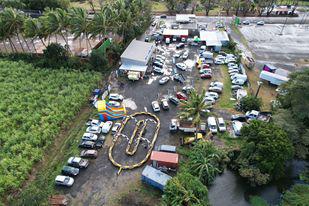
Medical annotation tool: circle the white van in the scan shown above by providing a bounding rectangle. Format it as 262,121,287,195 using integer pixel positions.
207,116,218,134
217,117,226,132
231,74,247,81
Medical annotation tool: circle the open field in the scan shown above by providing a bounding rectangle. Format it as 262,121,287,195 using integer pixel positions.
0,60,101,202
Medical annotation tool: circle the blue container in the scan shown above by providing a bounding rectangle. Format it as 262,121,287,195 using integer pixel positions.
141,165,172,191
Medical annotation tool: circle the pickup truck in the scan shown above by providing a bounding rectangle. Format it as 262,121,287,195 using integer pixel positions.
181,133,203,145
246,110,271,122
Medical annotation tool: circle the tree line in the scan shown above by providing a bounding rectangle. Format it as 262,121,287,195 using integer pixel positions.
161,0,301,16
0,0,70,10
0,0,151,55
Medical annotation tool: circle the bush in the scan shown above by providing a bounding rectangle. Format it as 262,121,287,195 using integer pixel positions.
239,95,262,112
42,43,69,68
89,49,109,72
162,172,210,206
281,184,309,206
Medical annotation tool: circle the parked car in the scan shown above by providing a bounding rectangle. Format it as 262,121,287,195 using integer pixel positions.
62,166,79,177
199,68,212,74
200,72,212,79
210,81,223,88
169,119,179,132
176,63,187,71
86,125,101,134
217,117,226,132
182,85,195,94
95,136,105,148
153,66,164,74
109,93,124,101
205,92,219,100
101,121,113,134
182,51,189,59
242,20,250,25
172,37,177,42
231,85,243,90
153,61,163,68
79,140,95,149
144,36,149,42
158,76,169,85
176,43,185,49
152,101,160,112
208,86,223,94
228,62,238,67
181,37,186,42
156,55,166,61
257,21,265,25
169,96,180,105
161,98,169,110
108,101,121,107
232,78,246,85
228,69,240,74
176,92,188,101
67,157,89,168
55,175,74,187
202,64,210,69
111,122,121,135
80,149,98,159
204,96,216,105
231,114,247,122
173,52,181,58
215,59,225,65
207,116,218,134
173,73,185,84
232,120,243,136
86,119,100,127
155,58,164,64
81,133,98,141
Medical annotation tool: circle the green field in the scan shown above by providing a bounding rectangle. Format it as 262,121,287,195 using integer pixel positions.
0,60,101,198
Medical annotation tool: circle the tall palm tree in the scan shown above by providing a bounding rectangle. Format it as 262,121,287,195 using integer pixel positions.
69,7,92,55
178,89,209,136
23,18,39,54
89,11,108,39
0,20,10,53
0,8,26,53
55,8,71,52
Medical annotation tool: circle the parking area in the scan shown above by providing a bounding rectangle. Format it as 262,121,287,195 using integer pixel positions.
239,24,309,71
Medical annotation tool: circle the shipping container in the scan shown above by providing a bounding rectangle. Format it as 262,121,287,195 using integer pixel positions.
150,151,179,169
141,165,172,191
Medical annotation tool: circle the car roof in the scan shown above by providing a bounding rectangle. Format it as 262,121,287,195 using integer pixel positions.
55,175,67,182
217,117,224,123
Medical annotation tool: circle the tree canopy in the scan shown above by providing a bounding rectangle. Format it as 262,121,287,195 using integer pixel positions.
234,120,294,185
239,95,262,112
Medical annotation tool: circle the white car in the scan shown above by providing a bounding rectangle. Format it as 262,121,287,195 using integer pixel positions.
228,62,237,67
232,78,246,85
109,93,123,101
156,55,166,61
182,51,189,60
176,63,187,71
153,66,164,74
232,120,243,136
199,68,212,74
151,101,160,112
215,59,225,65
55,175,74,187
111,122,121,135
108,101,121,107
228,69,240,74
101,121,113,134
217,117,226,132
173,52,181,58
82,133,98,141
208,86,223,94
86,125,102,134
257,21,265,26
203,96,216,105
159,76,169,85
210,81,223,88
205,92,219,100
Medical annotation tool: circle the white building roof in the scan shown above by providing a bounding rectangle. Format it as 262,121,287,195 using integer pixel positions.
119,64,148,72
216,31,229,42
176,14,196,22
120,39,155,64
163,29,189,36
200,31,222,46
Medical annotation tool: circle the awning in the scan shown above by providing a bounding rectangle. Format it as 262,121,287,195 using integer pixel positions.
119,64,147,72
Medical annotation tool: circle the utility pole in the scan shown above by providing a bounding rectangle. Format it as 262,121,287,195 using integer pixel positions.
279,17,288,35
255,81,263,97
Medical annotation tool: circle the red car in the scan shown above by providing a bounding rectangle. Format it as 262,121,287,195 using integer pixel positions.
202,64,210,69
176,92,188,101
200,72,212,79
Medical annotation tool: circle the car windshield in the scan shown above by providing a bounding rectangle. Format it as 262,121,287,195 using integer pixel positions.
64,177,70,183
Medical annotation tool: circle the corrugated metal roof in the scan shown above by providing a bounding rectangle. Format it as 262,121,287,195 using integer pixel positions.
163,29,189,36
120,39,155,64
150,151,179,164
119,64,147,72
142,165,172,185
199,31,222,46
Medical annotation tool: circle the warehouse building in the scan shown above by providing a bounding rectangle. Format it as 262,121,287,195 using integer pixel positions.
199,30,230,52
119,39,155,79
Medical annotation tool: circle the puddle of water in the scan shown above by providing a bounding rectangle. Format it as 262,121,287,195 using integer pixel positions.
123,98,137,110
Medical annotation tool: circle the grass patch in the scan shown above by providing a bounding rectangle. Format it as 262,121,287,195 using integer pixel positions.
249,196,269,206
151,1,167,12
217,65,234,109
230,24,249,49
217,132,244,148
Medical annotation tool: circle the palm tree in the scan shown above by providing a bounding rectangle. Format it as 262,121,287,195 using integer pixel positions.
23,18,39,54
0,20,10,53
55,8,71,52
178,89,209,137
0,8,26,53
69,8,92,55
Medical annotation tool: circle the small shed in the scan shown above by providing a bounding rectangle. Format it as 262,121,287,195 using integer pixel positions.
199,31,222,52
141,165,172,191
150,151,179,169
